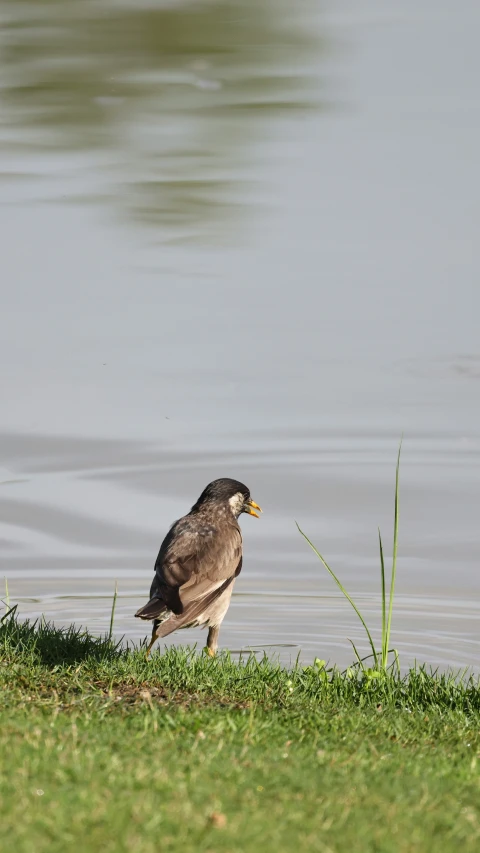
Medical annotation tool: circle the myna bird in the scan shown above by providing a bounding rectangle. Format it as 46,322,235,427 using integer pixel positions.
135,478,261,657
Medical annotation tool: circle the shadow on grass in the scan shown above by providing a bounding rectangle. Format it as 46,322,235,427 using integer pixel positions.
1,606,123,666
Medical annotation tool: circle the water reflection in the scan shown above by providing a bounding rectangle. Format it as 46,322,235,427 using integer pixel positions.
2,0,319,235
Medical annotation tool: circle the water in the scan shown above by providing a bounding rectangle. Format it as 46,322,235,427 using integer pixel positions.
1,0,479,670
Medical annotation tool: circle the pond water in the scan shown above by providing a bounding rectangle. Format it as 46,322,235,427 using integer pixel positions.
1,0,479,670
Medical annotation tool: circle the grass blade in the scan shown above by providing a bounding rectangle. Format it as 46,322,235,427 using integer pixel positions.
378,529,386,668
391,648,400,677
348,638,366,672
1,604,18,624
385,438,402,662
108,581,118,642
296,522,379,668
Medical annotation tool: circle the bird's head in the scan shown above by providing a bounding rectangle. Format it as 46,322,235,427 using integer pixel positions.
194,478,262,519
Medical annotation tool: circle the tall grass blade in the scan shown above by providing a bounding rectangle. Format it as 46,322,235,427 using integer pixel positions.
378,529,386,667
296,522,379,668
385,438,402,663
109,581,118,642
4,578,9,609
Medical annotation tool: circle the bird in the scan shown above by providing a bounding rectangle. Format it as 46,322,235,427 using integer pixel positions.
135,478,262,657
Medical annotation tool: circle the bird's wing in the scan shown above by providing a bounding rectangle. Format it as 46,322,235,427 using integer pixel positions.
152,565,241,639
135,516,242,621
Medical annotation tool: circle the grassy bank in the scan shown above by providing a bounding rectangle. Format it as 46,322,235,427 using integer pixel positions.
1,613,480,853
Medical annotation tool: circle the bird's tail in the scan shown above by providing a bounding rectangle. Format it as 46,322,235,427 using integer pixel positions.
135,597,168,621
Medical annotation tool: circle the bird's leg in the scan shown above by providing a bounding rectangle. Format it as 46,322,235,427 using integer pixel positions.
206,626,219,657
145,627,158,659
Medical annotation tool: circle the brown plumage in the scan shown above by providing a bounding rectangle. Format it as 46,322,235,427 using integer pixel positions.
135,478,261,657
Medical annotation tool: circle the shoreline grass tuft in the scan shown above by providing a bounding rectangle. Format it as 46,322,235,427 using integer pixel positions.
1,608,479,715
297,439,403,673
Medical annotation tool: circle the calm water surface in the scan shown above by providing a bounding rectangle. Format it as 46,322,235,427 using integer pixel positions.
1,0,479,669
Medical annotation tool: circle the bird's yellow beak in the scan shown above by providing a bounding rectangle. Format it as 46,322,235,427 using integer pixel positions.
244,499,262,518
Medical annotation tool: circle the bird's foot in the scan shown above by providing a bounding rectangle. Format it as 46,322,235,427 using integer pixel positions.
203,645,216,658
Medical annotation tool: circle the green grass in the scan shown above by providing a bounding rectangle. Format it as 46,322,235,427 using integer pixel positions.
1,612,480,852
297,440,403,672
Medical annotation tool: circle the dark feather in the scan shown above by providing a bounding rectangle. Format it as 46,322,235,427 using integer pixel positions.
135,597,168,621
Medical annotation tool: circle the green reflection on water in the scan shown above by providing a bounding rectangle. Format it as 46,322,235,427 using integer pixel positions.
2,0,322,235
